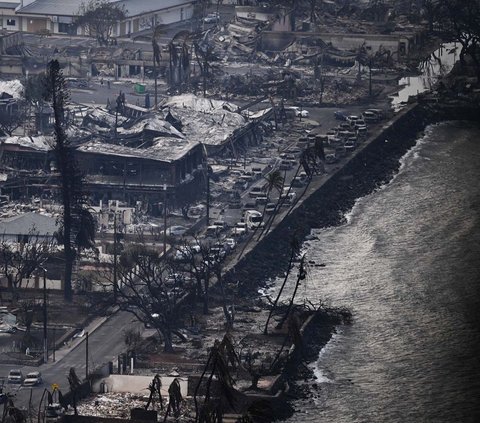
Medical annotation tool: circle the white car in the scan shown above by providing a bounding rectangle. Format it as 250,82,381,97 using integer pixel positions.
23,371,42,387
344,139,357,152
265,203,276,214
166,225,187,236
295,109,309,117
203,13,219,23
7,370,23,384
288,106,309,117
224,238,236,251
231,222,247,238
173,247,192,261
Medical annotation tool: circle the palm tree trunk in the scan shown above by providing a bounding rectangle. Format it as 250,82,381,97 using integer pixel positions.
277,255,306,329
263,246,297,334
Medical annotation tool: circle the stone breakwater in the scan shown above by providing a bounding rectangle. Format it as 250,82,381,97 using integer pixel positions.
224,100,480,293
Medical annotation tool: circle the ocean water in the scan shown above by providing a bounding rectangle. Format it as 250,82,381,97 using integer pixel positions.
281,121,480,422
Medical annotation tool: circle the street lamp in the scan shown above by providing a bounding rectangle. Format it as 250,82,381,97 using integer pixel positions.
163,184,167,257
202,145,210,227
113,211,118,302
40,267,48,364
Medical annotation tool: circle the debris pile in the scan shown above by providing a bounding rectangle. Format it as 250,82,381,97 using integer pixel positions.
76,391,199,421
0,80,23,98
76,393,162,418
161,93,247,147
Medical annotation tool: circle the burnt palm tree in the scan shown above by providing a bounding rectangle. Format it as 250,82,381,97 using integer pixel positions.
168,30,193,90
255,169,285,241
263,235,301,335
163,378,183,422
265,169,284,200
236,169,285,260
45,60,95,301
152,25,166,108
146,374,164,411
194,334,239,423
67,368,81,415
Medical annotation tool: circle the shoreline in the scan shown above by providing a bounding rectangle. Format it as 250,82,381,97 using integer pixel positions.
215,95,480,419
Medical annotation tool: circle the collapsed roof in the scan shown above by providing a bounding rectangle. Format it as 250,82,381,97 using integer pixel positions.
77,135,199,164
162,94,246,147
0,80,23,98
2,135,53,152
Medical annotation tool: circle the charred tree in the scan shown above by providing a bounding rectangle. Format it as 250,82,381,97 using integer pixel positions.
44,60,95,302
263,236,301,335
0,230,53,302
76,0,126,47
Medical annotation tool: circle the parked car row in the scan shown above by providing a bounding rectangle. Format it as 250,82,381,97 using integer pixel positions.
232,167,266,189
334,108,384,123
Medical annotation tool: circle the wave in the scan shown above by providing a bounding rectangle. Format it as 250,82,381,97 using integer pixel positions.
395,125,434,177
312,328,344,383
340,124,440,226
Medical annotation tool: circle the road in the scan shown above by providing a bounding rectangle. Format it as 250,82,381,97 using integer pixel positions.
0,310,142,412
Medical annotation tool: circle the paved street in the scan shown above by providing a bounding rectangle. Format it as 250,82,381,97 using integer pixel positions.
69,79,153,109
0,310,143,412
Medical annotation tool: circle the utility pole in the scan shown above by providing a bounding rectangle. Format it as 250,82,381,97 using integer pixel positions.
152,27,161,108
206,167,210,226
202,145,210,227
85,331,89,380
42,268,48,364
52,327,56,362
163,184,167,257
113,211,118,302
154,54,158,108
369,58,373,97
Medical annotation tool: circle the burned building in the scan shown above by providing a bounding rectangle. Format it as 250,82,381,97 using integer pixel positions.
0,91,269,208
162,94,263,156
76,136,203,206
0,135,52,171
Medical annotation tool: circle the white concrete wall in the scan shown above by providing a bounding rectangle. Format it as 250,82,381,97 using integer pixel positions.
92,375,189,397
0,10,20,31
0,276,62,290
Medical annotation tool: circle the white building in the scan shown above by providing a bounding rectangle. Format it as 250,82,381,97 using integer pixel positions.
0,1,20,31
12,0,194,36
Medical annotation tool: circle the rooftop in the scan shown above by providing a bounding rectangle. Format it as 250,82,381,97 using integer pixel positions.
2,135,53,151
76,94,249,162
163,94,247,147
0,2,19,9
77,136,199,163
117,0,193,18
16,0,191,17
117,114,184,138
15,0,99,16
